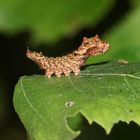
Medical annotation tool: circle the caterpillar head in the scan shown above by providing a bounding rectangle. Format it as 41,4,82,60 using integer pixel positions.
77,35,110,56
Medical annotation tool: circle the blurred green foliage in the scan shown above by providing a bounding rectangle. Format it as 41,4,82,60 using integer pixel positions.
0,0,114,44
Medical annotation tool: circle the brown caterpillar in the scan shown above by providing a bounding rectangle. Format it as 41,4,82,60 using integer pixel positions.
26,35,110,78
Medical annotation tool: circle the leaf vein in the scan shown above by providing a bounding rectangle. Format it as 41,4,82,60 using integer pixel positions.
20,77,46,123
68,75,83,93
124,76,138,95
80,73,140,80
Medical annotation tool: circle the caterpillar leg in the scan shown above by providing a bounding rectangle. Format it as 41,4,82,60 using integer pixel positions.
70,64,80,76
55,71,62,77
73,68,80,75
45,69,54,78
63,68,71,76
54,68,63,77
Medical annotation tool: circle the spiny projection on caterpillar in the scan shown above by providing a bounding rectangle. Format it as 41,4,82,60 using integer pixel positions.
26,35,110,78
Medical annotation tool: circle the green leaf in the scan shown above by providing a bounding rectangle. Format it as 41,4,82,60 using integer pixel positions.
0,0,114,44
13,62,140,140
87,6,140,64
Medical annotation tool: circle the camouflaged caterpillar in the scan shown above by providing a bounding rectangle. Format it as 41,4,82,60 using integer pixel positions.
26,35,110,78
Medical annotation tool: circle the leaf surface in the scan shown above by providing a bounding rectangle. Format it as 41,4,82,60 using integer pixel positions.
13,62,140,140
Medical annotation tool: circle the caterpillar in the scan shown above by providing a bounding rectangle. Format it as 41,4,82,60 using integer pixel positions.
26,35,110,78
